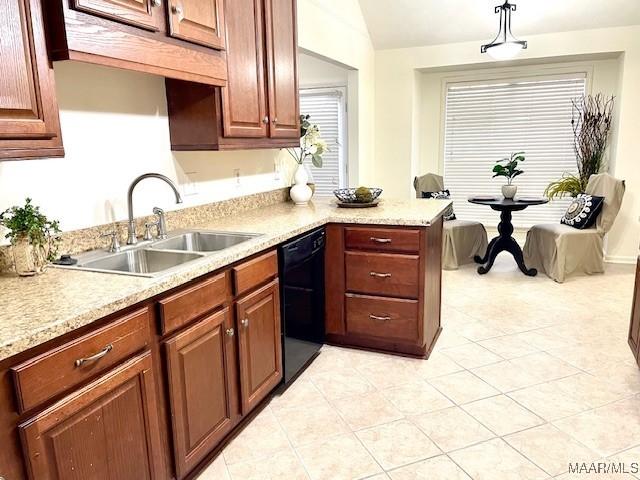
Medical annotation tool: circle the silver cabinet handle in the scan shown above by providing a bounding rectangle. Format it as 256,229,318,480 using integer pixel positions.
262,116,269,124
226,328,235,337
171,4,183,15
369,314,391,322
370,237,392,244
150,0,161,6
370,271,392,278
241,318,249,327
75,344,113,368
272,117,278,125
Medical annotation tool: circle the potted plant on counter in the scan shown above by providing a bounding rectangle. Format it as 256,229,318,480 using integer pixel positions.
0,198,61,276
287,114,327,206
493,151,525,199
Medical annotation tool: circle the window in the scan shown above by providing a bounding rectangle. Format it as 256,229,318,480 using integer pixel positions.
300,87,347,196
443,75,586,227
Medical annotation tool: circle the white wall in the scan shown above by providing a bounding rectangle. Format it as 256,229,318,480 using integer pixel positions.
374,26,640,262
0,0,376,240
299,53,350,87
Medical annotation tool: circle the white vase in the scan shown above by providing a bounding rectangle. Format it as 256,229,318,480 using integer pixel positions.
502,184,517,199
290,164,313,206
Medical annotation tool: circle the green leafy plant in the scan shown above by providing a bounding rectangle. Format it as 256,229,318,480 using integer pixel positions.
545,94,614,199
0,198,61,262
287,114,327,168
492,152,525,185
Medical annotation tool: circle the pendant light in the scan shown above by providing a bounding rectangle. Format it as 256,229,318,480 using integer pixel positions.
481,1,527,60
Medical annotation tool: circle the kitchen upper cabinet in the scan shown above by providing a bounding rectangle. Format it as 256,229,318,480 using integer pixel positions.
167,0,226,50
44,0,227,86
0,0,63,160
71,0,163,31
264,0,300,138
629,257,640,366
19,352,165,480
165,0,299,150
236,279,282,413
165,308,239,479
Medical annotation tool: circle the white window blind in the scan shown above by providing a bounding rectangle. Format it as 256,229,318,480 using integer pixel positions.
300,88,347,197
443,75,586,228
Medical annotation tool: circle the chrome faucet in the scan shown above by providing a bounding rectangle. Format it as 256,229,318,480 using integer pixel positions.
127,173,183,245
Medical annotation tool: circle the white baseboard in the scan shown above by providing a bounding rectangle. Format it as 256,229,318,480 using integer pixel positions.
605,255,637,265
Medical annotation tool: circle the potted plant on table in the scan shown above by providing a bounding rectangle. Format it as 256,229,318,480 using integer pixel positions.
545,94,614,199
286,114,327,206
0,198,61,276
493,152,525,199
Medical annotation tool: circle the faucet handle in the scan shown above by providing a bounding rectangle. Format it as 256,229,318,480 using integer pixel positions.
100,231,121,253
143,220,159,241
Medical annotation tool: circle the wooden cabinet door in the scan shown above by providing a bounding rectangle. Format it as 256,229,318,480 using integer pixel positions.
71,0,164,31
236,279,282,413
165,308,239,479
264,0,300,138
221,0,268,138
0,0,63,160
167,0,225,49
629,257,640,364
19,352,164,480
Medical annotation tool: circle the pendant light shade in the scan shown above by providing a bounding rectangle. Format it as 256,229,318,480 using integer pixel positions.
481,1,527,60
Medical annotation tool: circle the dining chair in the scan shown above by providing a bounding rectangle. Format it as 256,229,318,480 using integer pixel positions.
523,173,626,283
414,173,488,270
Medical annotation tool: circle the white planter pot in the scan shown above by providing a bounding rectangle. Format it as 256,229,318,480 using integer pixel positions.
502,184,517,199
290,164,313,206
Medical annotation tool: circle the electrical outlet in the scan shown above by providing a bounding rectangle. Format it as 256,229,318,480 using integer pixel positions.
183,172,198,196
274,159,281,181
234,168,241,187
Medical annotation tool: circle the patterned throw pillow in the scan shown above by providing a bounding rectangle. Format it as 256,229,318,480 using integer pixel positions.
560,194,604,229
422,190,456,221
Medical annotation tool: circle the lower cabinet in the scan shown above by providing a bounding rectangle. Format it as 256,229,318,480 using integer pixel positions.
628,256,640,366
19,352,165,480
236,279,283,414
165,307,239,479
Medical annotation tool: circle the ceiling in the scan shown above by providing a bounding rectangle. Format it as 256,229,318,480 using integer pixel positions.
358,0,640,49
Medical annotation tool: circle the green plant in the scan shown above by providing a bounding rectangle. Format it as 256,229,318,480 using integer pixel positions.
0,198,61,262
492,152,525,185
287,114,327,168
545,94,614,199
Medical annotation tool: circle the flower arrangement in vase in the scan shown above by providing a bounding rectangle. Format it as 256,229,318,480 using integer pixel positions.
287,115,327,206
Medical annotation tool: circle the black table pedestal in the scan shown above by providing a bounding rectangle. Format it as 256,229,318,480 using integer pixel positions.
473,209,538,276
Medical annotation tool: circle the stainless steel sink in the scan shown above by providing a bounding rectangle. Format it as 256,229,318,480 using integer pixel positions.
76,249,205,277
151,231,261,253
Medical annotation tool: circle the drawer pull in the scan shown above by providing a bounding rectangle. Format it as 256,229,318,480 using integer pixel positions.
369,314,392,322
241,318,249,328
74,344,113,368
370,271,392,278
370,237,392,244
226,328,235,337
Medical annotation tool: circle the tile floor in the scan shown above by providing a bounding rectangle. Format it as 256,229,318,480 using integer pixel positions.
198,255,640,480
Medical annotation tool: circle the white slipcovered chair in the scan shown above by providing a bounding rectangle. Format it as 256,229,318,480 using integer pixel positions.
414,173,488,270
523,173,626,283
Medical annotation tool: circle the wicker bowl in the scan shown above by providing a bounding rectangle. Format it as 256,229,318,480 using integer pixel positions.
333,188,383,204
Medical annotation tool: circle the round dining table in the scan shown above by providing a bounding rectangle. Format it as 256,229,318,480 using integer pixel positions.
468,196,549,276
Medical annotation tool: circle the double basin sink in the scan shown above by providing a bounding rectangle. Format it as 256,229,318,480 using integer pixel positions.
66,230,262,277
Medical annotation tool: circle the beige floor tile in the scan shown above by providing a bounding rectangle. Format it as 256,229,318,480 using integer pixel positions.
405,352,464,379
305,347,352,374
332,391,404,431
195,455,230,480
509,352,581,383
433,328,472,349
471,360,544,392
508,382,591,421
441,342,504,369
410,406,495,452
554,395,640,457
273,398,350,447
356,357,422,389
453,320,507,341
270,379,327,413
505,423,600,476
556,471,637,479
591,363,640,397
607,445,640,479
428,370,499,404
381,381,454,416
549,373,633,409
310,367,376,400
223,408,291,465
479,335,540,359
463,395,544,435
388,454,472,479
356,420,441,470
513,328,573,351
449,438,549,480
296,433,382,480
227,448,309,480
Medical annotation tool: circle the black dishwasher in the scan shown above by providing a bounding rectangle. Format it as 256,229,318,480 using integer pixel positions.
279,227,326,385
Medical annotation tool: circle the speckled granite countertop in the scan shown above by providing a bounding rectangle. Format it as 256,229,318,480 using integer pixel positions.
0,198,450,363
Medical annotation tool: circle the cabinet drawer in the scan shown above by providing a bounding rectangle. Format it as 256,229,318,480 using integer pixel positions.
12,307,151,413
345,227,420,253
345,251,419,299
345,293,420,343
232,250,278,296
159,272,230,335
